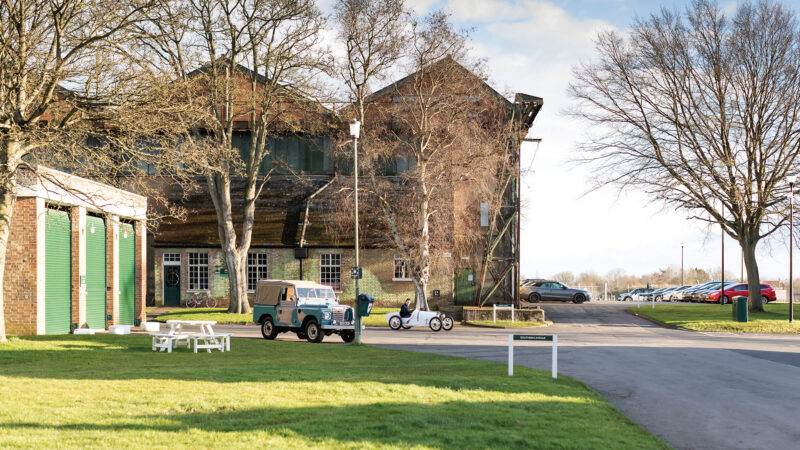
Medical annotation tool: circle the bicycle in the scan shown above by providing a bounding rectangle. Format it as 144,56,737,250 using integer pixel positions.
186,292,217,308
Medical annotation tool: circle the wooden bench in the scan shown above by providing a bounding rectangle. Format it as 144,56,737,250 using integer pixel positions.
151,333,191,353
190,333,227,353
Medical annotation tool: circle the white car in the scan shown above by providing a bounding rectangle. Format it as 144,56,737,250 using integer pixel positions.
386,309,454,331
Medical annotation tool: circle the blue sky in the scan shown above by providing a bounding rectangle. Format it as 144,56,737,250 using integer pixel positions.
388,0,800,281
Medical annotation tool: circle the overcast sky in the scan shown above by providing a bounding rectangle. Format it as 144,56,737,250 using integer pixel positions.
382,0,800,281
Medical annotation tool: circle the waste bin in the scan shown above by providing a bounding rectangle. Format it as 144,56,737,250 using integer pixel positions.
732,296,748,322
357,294,375,317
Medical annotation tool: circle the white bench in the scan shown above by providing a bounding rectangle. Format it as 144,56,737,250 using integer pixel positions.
151,333,191,353
190,333,227,353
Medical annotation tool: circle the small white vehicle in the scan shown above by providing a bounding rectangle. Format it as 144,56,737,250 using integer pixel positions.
386,309,454,331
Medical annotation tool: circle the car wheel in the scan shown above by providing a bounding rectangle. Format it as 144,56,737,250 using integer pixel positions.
304,320,324,343
655,295,662,302
429,317,442,332
340,331,355,343
624,296,632,302
720,295,729,305
529,293,541,303
441,315,454,331
260,316,278,340
762,295,770,306
296,331,306,340
572,294,585,304
389,316,402,330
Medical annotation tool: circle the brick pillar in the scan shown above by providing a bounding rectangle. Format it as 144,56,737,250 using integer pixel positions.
35,198,46,334
135,220,146,324
106,215,119,326
70,206,86,329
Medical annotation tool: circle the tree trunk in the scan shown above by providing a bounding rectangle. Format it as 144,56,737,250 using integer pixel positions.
741,237,763,312
224,247,249,314
413,279,428,311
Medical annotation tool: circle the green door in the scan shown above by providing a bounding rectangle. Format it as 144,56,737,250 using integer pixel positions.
85,216,106,329
118,222,135,325
454,269,475,305
163,265,181,306
45,209,71,334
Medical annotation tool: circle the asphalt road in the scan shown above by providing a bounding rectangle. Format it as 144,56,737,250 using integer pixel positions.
214,303,800,449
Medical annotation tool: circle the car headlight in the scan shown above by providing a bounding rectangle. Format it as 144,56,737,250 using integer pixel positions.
322,311,331,320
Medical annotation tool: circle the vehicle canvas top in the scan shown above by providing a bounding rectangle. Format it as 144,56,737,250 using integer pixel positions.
254,279,332,306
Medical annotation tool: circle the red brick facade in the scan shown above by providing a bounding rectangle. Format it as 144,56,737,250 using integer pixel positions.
3,197,39,335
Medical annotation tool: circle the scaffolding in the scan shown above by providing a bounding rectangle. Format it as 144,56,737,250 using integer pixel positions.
475,93,542,307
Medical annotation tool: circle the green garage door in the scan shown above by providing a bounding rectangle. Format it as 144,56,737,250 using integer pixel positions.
45,208,71,334
118,222,135,325
454,269,476,305
85,216,106,329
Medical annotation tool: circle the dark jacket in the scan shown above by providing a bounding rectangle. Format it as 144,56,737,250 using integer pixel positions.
400,304,412,318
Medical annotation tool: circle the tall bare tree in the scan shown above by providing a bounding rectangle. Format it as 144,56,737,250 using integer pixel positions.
137,0,330,314
0,0,163,342
569,0,800,311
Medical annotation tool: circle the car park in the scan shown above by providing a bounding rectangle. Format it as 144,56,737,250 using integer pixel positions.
665,286,692,301
520,280,591,304
706,283,777,304
252,279,357,343
674,282,716,302
618,288,654,302
688,281,736,302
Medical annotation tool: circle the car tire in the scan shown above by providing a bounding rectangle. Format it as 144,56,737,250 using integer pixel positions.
340,331,355,343
441,314,454,331
655,295,662,302
573,294,585,304
529,293,541,303
260,316,278,340
762,295,770,306
624,296,632,302
304,320,324,343
296,331,306,340
389,316,402,330
429,317,442,332
720,295,729,305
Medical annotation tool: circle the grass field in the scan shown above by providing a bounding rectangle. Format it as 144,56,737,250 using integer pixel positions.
153,308,252,324
629,303,800,333
0,335,665,449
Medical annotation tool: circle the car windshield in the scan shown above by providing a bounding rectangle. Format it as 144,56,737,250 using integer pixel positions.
296,287,338,306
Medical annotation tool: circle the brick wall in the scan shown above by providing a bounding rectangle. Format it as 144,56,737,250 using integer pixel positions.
3,198,39,335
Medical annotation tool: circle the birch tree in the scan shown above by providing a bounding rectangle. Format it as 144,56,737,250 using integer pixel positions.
569,0,800,311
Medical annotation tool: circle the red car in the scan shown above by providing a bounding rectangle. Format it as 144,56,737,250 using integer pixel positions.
707,283,776,304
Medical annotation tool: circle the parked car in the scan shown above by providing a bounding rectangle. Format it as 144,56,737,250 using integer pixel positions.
617,288,654,302
674,282,717,302
688,281,737,302
519,279,548,299
252,279,356,343
665,285,692,301
707,283,776,304
519,280,591,305
641,287,672,302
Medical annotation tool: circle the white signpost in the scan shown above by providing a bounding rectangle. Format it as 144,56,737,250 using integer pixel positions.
493,304,514,323
508,334,557,379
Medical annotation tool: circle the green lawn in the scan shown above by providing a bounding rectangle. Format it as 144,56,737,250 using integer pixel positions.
153,308,252,324
629,303,800,333
362,307,394,326
0,335,665,449
465,320,551,329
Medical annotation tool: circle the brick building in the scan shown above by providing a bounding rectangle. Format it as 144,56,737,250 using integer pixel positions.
3,167,147,335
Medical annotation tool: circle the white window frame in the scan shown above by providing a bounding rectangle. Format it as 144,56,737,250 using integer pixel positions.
319,253,342,292
393,254,412,281
187,252,209,292
247,251,269,292
163,253,181,266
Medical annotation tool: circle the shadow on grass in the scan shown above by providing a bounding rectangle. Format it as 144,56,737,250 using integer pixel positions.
0,401,663,448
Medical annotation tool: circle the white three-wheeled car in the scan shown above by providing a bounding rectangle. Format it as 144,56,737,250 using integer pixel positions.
386,309,454,331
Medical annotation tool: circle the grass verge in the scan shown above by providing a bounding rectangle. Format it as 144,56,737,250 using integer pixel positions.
0,335,665,449
465,320,551,328
628,303,800,333
153,308,252,324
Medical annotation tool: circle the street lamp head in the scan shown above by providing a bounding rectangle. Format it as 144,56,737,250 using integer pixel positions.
349,119,361,139
788,174,798,186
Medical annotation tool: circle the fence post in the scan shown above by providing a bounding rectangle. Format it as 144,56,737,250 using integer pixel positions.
493,304,497,323
604,283,607,302
552,335,558,379
511,306,515,323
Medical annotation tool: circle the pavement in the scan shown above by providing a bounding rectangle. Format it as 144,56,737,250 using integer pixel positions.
195,303,800,449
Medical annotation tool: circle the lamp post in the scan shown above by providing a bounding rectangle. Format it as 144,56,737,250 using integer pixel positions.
721,203,725,305
350,119,362,343
681,243,684,287
789,175,797,322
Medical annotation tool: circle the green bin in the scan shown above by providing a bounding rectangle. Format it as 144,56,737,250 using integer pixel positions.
732,296,748,322
356,294,374,317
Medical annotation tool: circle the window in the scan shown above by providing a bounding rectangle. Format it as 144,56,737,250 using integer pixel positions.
247,252,269,291
163,253,180,265
393,255,411,281
320,253,341,291
234,134,333,175
480,202,489,227
188,252,209,291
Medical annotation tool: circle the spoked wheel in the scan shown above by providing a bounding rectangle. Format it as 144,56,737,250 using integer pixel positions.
186,296,198,308
305,321,324,343
340,331,355,343
429,317,442,332
441,315,454,331
206,296,217,308
389,316,402,330
260,317,277,340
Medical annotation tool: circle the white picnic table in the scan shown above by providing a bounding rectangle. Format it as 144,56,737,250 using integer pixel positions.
151,320,231,353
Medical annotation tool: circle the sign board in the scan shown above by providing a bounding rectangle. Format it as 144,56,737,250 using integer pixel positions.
514,335,553,341
350,266,363,279
433,290,440,297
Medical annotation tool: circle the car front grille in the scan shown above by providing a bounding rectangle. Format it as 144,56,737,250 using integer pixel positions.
332,309,346,322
